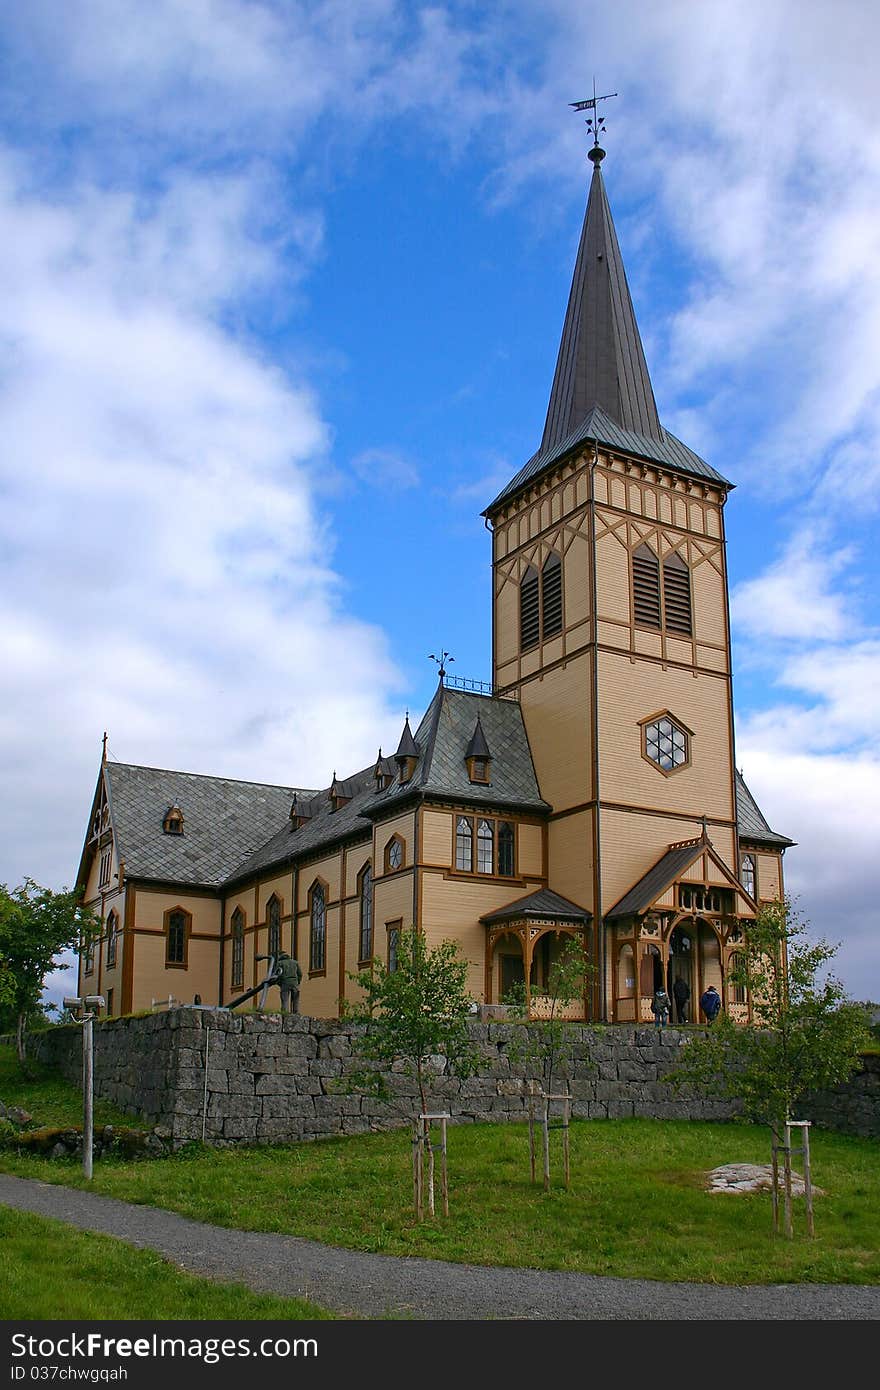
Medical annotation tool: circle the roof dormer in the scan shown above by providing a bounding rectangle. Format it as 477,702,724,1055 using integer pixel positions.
374,748,395,792
329,773,351,812
465,716,492,784
162,805,185,836
289,794,314,831
394,716,419,785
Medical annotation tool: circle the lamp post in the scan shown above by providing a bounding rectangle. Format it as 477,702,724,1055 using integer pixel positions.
63,994,104,1180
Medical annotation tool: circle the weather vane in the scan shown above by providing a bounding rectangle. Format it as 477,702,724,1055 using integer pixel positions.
428,649,454,681
570,78,618,162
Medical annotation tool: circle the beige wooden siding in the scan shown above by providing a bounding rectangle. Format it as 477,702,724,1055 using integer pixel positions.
597,649,734,823
420,871,519,1003
422,809,453,866
519,654,592,811
756,853,782,901
373,870,415,932
547,810,594,911
517,822,543,878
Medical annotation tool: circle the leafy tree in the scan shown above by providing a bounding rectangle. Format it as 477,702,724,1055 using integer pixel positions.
343,927,483,1116
504,935,595,1094
0,880,102,1067
669,900,870,1230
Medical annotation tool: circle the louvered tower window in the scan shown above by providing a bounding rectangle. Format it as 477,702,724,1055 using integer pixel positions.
663,552,692,636
632,544,661,628
541,552,563,638
520,566,540,651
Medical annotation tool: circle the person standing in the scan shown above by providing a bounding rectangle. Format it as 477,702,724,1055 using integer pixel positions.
672,975,690,1024
700,983,721,1025
651,987,670,1037
276,951,302,1014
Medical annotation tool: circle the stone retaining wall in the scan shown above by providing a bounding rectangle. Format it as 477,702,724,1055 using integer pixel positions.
25,1010,880,1145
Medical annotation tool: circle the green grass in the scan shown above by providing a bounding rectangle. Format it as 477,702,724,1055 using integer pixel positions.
0,1208,335,1319
2,1046,878,1286
0,1044,136,1129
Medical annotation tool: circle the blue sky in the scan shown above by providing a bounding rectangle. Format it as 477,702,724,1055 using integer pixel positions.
1,1,878,1002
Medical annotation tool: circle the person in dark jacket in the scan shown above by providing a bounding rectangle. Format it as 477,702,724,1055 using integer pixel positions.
700,984,721,1024
276,951,302,1014
672,975,690,1024
651,988,670,1035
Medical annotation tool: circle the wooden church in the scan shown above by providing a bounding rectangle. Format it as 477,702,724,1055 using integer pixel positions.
75,135,793,1024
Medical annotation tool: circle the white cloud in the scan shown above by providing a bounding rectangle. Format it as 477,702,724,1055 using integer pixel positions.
0,154,405,898
730,531,858,642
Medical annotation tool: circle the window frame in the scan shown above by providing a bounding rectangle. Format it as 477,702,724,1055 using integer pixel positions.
453,814,516,878
105,909,119,969
386,919,402,973
308,879,327,976
230,907,245,989
164,905,191,969
638,709,693,777
357,862,373,965
266,893,282,961
740,853,757,901
384,834,405,875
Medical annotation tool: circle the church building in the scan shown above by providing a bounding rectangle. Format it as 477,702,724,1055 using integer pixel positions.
75,134,793,1025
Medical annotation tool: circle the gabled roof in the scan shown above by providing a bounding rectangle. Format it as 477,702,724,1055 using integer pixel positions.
484,155,730,518
481,888,591,927
101,762,315,889
606,838,705,920
368,685,549,819
606,832,759,920
735,770,795,848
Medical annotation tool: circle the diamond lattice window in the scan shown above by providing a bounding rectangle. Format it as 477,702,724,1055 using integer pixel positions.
644,715,689,772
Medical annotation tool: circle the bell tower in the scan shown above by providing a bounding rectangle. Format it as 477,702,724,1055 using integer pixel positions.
484,125,739,1018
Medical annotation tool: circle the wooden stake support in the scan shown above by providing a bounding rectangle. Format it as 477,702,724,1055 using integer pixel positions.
771,1119,814,1239
527,1084,571,1191
413,1113,450,1220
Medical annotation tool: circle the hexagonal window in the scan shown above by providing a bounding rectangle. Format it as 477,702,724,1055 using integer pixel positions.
642,713,690,774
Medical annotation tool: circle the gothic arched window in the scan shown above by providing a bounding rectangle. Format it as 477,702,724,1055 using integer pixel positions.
358,863,373,964
266,894,282,960
231,908,245,988
309,882,326,973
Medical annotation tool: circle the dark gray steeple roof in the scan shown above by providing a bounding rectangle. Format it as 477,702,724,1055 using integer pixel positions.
485,155,730,516
542,156,662,452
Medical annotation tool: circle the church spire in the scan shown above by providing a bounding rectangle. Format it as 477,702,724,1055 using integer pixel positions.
540,144,663,453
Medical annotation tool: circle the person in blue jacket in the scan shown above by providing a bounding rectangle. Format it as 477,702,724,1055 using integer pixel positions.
700,984,721,1024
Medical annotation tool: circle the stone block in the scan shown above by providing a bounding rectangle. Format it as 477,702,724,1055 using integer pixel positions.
223,1118,259,1139
255,1074,293,1095
260,1096,316,1119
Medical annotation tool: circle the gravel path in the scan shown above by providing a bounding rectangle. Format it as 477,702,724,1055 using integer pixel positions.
2,1174,878,1321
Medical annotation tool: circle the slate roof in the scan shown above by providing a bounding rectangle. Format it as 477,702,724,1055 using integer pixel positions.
605,839,704,920
103,763,315,889
481,888,592,926
735,770,796,848
486,404,729,515
227,762,380,884
369,685,549,819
